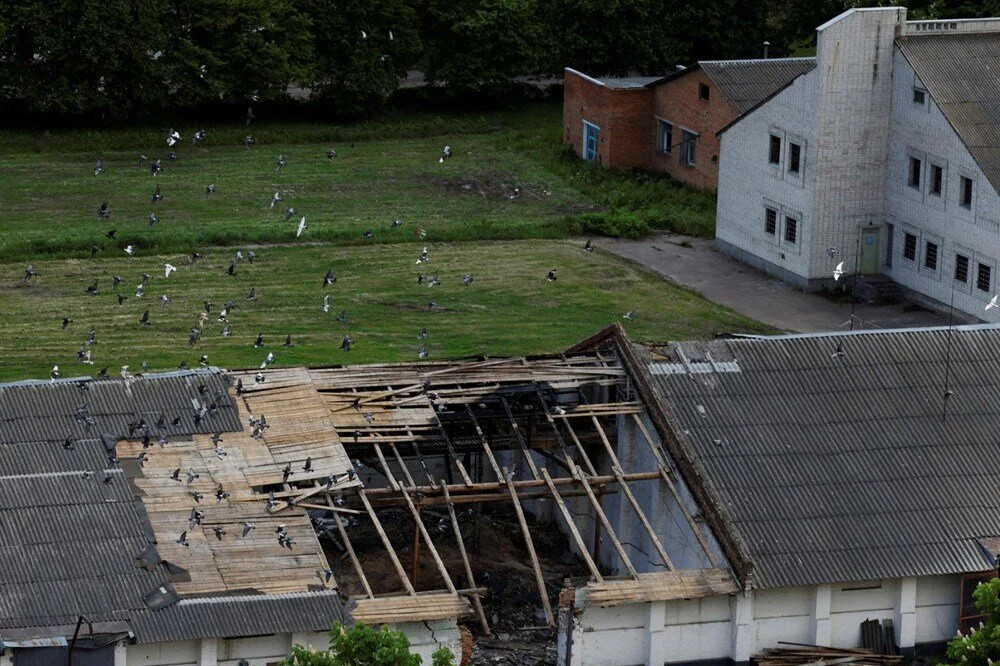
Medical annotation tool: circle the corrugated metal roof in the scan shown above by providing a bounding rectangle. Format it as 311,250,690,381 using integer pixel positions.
128,591,350,643
897,32,1000,194
699,58,816,114
598,76,661,89
642,326,1000,588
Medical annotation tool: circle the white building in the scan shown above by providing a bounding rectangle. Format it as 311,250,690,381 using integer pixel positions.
716,7,1000,322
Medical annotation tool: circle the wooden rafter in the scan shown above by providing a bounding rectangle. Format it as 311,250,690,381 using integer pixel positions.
441,483,491,634
503,466,554,627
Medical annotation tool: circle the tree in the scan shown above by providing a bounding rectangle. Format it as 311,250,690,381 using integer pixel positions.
295,0,421,115
281,622,457,666
419,0,548,90
160,0,314,107
0,0,171,117
945,577,1000,665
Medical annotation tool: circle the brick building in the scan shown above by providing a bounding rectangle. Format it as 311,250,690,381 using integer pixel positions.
562,59,815,189
715,6,1000,322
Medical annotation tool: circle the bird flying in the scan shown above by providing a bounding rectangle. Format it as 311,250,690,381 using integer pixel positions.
296,216,307,237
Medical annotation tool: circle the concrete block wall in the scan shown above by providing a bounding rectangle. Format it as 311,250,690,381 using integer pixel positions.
650,69,738,189
809,7,907,280
883,50,1000,321
715,68,819,286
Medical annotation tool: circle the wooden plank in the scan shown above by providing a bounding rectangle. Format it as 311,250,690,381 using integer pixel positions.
572,462,638,579
372,442,400,491
503,466,554,627
580,569,738,607
589,415,674,572
319,484,374,599
499,396,540,480
399,488,457,593
351,592,471,624
540,468,602,582
464,404,504,482
357,489,417,596
441,483,491,635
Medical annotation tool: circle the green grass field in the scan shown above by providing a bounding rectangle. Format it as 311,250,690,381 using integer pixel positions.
0,241,770,381
0,103,757,380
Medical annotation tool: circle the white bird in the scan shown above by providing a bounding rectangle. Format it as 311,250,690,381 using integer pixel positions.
50,365,59,382
623,310,635,321
166,129,181,147
270,191,281,208
986,295,998,311
416,247,428,264
439,145,452,163
164,263,176,277
388,30,394,40
260,352,274,369
361,30,368,39
296,216,307,238
833,261,844,281
124,245,135,256
323,294,330,313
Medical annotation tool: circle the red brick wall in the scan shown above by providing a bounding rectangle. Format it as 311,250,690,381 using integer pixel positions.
562,69,652,170
649,70,740,190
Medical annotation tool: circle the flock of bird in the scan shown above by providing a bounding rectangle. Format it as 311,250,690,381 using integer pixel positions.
22,128,619,384
20,124,626,558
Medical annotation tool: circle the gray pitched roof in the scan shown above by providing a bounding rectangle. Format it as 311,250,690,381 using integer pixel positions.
897,32,1000,194
696,58,816,114
641,325,1000,589
0,369,346,643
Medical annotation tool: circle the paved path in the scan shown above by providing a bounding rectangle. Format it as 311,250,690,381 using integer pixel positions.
602,233,960,334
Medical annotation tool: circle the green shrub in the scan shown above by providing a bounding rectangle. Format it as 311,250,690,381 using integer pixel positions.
573,211,650,239
281,622,457,666
946,577,1000,665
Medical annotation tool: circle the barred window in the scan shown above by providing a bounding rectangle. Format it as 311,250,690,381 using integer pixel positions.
903,233,917,261
924,241,938,270
978,263,992,292
955,254,969,283
764,207,777,234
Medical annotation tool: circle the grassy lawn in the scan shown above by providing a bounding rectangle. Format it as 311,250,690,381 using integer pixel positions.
0,103,715,263
0,103,741,380
0,240,769,381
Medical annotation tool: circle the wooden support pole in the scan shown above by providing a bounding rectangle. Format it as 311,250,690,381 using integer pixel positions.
400,489,457,593
573,465,639,579
630,414,720,568
556,409,599,477
589,416,674,571
388,442,418,488
357,489,417,595
362,486,614,508
499,396,540,480
319,485,374,599
503,466,554,628
441,482,491,635
464,404,504,482
430,412,474,486
411,521,421,588
372,443,400,491
540,468,603,582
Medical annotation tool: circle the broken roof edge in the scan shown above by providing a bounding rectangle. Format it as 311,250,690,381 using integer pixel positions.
726,321,1000,342
567,324,755,586
0,366,226,389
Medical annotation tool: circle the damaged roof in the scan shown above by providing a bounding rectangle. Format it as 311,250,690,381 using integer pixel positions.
639,325,1000,588
897,32,1000,194
0,368,348,644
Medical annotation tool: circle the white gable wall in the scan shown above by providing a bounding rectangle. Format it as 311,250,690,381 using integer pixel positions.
884,50,1000,320
715,69,819,286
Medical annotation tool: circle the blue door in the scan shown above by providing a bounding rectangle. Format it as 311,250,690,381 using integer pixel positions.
583,121,599,162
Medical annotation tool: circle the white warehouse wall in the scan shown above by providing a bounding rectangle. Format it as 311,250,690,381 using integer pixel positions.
561,574,962,666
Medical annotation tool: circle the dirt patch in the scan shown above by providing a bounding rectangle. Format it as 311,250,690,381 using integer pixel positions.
437,173,530,201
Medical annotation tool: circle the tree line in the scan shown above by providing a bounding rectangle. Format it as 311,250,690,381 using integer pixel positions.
0,0,996,120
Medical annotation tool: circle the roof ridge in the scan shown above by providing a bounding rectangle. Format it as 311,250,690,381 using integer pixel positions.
699,57,816,65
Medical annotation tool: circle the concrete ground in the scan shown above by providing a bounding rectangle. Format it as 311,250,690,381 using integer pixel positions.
602,233,962,334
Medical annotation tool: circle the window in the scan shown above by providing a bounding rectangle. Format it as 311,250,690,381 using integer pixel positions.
768,134,781,165
784,217,798,244
930,164,943,196
908,157,922,189
583,121,599,162
699,83,710,100
764,207,777,234
961,176,973,208
903,233,917,261
913,88,926,105
955,253,969,283
978,262,992,292
680,129,697,166
925,241,938,270
657,120,673,155
788,142,802,174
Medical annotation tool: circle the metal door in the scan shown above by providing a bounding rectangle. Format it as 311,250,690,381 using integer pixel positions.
583,121,599,162
861,227,880,274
